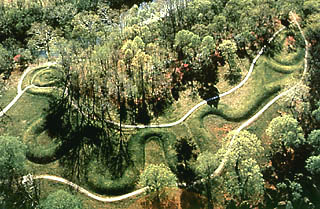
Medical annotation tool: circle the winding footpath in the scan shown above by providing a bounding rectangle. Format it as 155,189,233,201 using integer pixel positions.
1,12,308,203
101,26,286,129
208,11,309,180
0,62,56,118
29,175,148,202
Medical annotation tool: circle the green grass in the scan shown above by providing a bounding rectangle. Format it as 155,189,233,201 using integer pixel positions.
272,46,305,66
1,91,50,137
144,139,167,165
86,130,177,195
206,49,302,122
23,117,61,163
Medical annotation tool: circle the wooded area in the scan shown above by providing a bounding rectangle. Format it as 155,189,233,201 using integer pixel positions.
0,0,320,208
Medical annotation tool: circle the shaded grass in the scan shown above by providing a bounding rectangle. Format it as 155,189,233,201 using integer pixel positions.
185,105,218,152
23,117,62,163
0,91,50,137
87,130,177,195
272,47,305,66
207,49,302,123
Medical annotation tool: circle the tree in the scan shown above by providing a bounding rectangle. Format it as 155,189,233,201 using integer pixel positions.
0,135,30,208
139,163,177,199
0,44,13,77
174,30,219,104
195,151,218,209
312,101,320,123
306,130,320,175
275,174,312,209
223,158,264,207
0,135,27,185
218,39,241,84
306,155,320,175
175,29,200,60
40,190,83,209
266,115,305,152
200,36,216,62
306,18,320,109
27,22,62,59
44,3,76,29
307,129,320,154
220,131,265,207
265,116,314,208
194,131,264,208
303,0,320,17
71,11,104,47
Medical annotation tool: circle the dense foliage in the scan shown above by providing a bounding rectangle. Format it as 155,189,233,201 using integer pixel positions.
0,136,33,208
139,163,177,194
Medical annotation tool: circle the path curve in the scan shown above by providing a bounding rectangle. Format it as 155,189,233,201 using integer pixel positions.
101,26,286,129
0,62,56,118
207,11,309,181
31,175,147,202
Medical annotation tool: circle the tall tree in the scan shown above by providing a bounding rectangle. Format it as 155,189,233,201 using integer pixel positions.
218,39,241,84
71,11,104,47
195,151,218,209
0,135,30,208
0,44,13,77
220,130,265,207
0,135,27,187
306,10,320,106
27,22,62,59
139,163,177,201
266,115,305,152
306,130,320,175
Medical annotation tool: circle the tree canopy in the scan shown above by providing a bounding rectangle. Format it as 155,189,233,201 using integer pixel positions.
266,115,305,151
0,135,27,181
139,163,177,193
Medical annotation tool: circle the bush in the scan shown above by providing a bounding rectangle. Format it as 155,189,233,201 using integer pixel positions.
40,190,83,209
